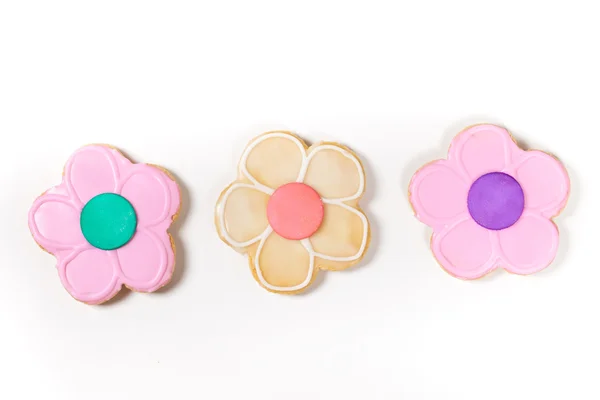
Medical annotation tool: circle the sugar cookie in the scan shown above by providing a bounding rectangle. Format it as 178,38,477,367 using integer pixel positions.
409,124,570,279
215,131,370,294
29,145,181,304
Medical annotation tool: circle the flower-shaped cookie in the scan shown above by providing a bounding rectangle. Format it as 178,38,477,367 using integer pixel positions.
409,124,569,279
216,132,370,293
29,145,180,304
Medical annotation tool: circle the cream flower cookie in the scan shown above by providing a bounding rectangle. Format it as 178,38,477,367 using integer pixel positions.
215,131,370,294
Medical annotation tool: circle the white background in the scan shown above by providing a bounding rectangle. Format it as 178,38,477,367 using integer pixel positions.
0,1,598,399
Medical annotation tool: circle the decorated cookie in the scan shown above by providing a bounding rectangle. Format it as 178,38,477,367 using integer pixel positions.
215,131,370,294
409,124,570,279
29,145,181,304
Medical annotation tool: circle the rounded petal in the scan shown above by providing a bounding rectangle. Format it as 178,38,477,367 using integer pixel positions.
513,151,570,218
64,145,119,205
59,248,119,304
216,183,270,248
252,230,315,292
409,161,469,228
448,124,522,180
497,214,559,275
120,166,180,228
303,144,364,201
309,203,368,263
431,218,496,279
116,230,172,291
29,194,85,253
240,132,306,190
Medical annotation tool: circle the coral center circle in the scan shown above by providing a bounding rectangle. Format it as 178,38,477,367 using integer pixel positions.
267,182,324,240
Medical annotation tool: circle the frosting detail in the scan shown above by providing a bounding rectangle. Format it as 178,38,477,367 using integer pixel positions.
29,145,180,304
409,124,569,279
216,132,369,293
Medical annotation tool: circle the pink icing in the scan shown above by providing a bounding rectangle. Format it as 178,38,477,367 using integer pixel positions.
266,182,324,240
409,124,570,279
29,145,180,304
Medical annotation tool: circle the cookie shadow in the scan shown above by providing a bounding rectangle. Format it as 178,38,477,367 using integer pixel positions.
533,164,578,277
157,169,191,293
101,287,131,306
353,150,380,269
298,270,327,296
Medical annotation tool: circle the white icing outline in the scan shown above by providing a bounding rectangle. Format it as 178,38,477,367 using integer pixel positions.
253,227,316,292
301,145,365,202
250,203,368,292
309,200,369,262
217,183,271,248
239,132,305,193
240,133,365,201
222,132,369,292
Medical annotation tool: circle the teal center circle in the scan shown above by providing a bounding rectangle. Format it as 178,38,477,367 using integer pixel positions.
80,193,137,250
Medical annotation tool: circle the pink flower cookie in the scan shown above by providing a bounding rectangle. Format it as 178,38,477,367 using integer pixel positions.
409,124,570,279
29,145,181,304
215,132,370,294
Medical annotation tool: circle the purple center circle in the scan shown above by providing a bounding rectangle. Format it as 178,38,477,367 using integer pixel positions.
467,172,525,231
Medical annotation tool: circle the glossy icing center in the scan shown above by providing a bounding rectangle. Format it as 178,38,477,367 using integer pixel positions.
267,182,324,240
80,193,137,250
467,172,524,230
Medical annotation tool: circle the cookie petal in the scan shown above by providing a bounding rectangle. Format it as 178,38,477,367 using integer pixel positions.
409,160,469,229
64,145,119,205
59,248,120,304
431,218,496,279
116,230,172,291
513,151,570,218
120,166,180,228
303,144,364,201
29,194,85,253
240,132,306,191
449,124,522,180
216,183,271,248
309,203,368,263
253,229,314,292
497,214,559,275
